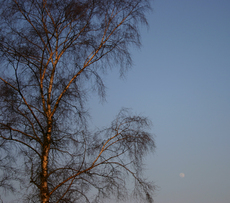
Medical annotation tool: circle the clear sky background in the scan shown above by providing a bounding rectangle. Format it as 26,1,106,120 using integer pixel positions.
90,0,230,203
2,1,229,203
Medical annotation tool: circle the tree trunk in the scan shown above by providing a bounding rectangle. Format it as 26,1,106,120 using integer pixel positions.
41,122,51,203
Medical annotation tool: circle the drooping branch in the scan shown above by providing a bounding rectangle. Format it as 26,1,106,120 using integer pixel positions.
0,1,154,202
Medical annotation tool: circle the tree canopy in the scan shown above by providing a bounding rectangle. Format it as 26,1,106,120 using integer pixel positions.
0,0,155,202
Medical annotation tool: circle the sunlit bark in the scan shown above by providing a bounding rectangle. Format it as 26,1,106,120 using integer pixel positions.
0,1,155,202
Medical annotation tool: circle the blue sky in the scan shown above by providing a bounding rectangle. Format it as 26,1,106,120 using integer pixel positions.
90,0,230,202
1,1,229,203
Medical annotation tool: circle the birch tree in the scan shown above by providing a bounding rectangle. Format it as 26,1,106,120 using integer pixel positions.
0,0,155,202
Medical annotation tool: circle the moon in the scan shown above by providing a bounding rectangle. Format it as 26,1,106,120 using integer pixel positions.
179,173,185,178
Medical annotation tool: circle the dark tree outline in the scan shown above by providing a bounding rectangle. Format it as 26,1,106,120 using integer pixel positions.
0,0,155,202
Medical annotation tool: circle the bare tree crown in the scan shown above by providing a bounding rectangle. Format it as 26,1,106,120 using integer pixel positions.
0,0,155,202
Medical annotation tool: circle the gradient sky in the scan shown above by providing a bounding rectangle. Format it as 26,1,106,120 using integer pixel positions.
90,0,230,203
2,1,229,203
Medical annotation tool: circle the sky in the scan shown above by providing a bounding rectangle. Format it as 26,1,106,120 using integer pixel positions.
90,0,230,203
1,1,229,203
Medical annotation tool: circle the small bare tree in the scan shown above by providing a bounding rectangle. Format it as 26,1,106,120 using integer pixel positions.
0,0,155,202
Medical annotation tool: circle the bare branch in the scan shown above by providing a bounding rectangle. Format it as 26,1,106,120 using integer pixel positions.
0,1,154,202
